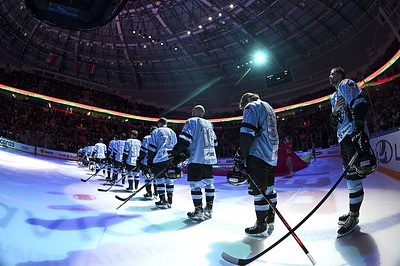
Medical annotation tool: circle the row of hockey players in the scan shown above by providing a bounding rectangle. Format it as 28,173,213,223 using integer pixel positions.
77,67,377,238
78,108,217,221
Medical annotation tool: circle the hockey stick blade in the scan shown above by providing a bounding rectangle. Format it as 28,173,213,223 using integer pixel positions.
221,152,358,265
98,188,111,192
80,165,107,182
115,194,135,201
221,252,240,265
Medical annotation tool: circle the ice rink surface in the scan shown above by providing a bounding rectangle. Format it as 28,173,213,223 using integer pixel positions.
1,146,399,266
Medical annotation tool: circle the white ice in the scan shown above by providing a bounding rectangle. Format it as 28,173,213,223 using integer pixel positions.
1,146,399,266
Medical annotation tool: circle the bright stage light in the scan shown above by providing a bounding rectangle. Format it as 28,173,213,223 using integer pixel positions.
253,51,267,65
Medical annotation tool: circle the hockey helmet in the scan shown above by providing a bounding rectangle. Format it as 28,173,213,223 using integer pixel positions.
227,167,249,186
166,166,182,180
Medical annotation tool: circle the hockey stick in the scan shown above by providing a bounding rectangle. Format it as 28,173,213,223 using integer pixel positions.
97,174,126,192
115,161,171,210
80,164,107,182
246,172,316,265
222,151,358,265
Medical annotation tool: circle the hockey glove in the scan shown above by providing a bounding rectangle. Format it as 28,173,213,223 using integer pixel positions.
168,150,188,166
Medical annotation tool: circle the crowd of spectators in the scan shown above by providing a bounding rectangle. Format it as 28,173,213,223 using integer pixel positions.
0,40,399,158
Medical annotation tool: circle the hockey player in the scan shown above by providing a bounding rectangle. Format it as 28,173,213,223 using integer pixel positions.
77,146,85,166
147,118,177,209
112,133,127,183
329,67,376,238
106,135,118,180
171,105,218,221
123,130,142,191
93,138,107,175
86,142,96,171
137,126,158,200
235,92,279,237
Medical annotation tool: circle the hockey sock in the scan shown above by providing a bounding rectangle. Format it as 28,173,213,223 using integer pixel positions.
254,193,268,222
347,179,364,213
189,181,202,207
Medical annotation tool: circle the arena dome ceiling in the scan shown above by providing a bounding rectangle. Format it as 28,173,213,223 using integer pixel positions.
0,0,397,110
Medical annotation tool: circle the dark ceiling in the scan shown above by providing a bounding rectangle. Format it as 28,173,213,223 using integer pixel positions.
0,0,398,111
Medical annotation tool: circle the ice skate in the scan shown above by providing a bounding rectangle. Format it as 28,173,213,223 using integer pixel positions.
337,214,359,238
187,207,205,221
143,192,153,200
245,221,268,237
204,205,213,219
338,213,350,225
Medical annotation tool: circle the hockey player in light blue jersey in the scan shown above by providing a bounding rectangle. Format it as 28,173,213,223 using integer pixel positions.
112,133,127,183
137,126,158,200
86,142,96,171
123,130,142,191
171,105,218,221
147,118,177,209
235,92,279,237
93,138,107,175
106,135,118,180
329,67,376,238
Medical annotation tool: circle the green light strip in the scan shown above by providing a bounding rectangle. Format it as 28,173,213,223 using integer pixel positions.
0,49,399,124
358,49,400,86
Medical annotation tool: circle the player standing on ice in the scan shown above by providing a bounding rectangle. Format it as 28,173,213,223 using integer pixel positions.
329,67,376,238
171,105,218,221
234,92,279,237
93,138,107,175
147,118,177,209
137,126,158,200
106,135,118,180
123,130,142,191
112,133,127,183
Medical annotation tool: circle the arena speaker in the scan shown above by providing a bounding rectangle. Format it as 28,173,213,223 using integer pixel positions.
24,0,128,31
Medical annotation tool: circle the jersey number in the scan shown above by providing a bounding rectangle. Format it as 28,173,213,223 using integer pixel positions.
266,114,279,141
202,127,215,147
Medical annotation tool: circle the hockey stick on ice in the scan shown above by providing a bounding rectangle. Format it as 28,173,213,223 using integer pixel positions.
80,164,107,182
115,160,172,210
115,173,155,209
222,151,358,265
245,171,316,265
97,174,126,192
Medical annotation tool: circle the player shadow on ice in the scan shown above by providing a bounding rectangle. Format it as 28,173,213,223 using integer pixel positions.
140,217,204,233
335,228,380,266
207,235,270,265
25,212,141,230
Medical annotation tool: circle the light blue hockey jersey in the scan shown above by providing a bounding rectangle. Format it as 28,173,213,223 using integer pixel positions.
139,135,151,166
179,117,218,165
93,143,107,159
148,127,177,164
240,99,279,166
330,79,367,143
124,138,142,166
107,139,117,158
114,140,126,162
